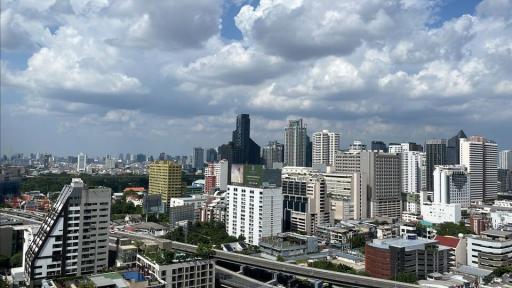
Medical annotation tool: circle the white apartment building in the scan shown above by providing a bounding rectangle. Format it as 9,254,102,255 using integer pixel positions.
402,151,426,194
312,130,340,167
460,136,498,202
226,185,283,245
25,179,111,285
467,230,512,270
499,150,512,170
433,165,471,208
77,153,87,172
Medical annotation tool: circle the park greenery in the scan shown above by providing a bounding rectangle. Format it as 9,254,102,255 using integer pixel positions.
166,221,238,246
307,260,356,274
434,222,472,236
21,173,148,193
395,272,417,283
349,235,367,249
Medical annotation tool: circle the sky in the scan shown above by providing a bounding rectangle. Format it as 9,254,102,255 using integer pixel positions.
1,0,511,157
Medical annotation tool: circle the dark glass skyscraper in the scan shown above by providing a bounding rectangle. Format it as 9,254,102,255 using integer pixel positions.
371,140,388,152
426,139,447,191
218,114,261,164
447,130,467,165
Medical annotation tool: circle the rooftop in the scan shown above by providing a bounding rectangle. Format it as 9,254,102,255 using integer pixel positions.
434,235,461,248
369,237,447,251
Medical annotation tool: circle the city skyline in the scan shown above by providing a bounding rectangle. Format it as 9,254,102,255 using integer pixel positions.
2,0,512,156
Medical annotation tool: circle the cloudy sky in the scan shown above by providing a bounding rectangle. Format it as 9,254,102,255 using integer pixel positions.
1,0,511,157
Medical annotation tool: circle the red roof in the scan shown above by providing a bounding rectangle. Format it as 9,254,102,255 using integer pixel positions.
124,187,145,192
435,235,460,248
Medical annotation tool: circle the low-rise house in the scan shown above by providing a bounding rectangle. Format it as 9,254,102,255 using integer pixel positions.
467,229,512,270
435,235,467,268
259,232,318,259
137,251,215,288
365,236,451,280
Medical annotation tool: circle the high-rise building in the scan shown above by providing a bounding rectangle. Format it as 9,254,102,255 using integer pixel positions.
447,130,467,165
104,154,115,169
284,119,308,167
426,139,448,191
204,160,229,194
306,134,313,167
324,173,366,221
370,141,387,152
499,150,512,170
149,160,183,206
402,151,426,194
460,136,498,202
433,165,470,208
218,114,261,164
335,151,402,218
25,179,111,284
281,170,328,235
193,147,204,170
226,184,283,245
77,152,87,172
262,141,285,169
349,140,366,152
206,148,218,163
312,130,340,166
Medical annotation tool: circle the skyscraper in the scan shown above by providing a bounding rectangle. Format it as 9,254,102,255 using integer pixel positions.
433,165,470,208
149,160,183,206
447,130,467,165
426,139,448,191
77,152,87,173
218,114,261,164
335,151,401,218
206,148,218,163
460,136,498,202
312,130,340,166
499,150,512,170
25,179,111,284
193,147,204,170
284,119,308,167
262,141,284,169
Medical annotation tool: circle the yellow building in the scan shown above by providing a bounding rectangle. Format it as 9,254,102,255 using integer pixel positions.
148,160,183,205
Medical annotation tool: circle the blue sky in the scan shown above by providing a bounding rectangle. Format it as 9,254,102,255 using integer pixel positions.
1,0,511,157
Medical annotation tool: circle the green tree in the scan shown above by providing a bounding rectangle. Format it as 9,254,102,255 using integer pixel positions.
77,280,95,288
396,272,417,283
276,255,285,262
0,255,10,270
349,235,366,249
0,277,9,288
195,243,215,258
435,222,471,236
307,260,356,274
10,252,22,268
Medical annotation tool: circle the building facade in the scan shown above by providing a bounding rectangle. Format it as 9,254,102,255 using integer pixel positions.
77,153,87,172
149,160,183,206
426,139,448,192
226,185,283,245
284,119,308,167
433,165,471,208
365,237,450,280
193,147,204,170
460,136,498,202
262,141,285,169
467,230,512,270
499,150,512,170
312,130,340,167
25,179,111,284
